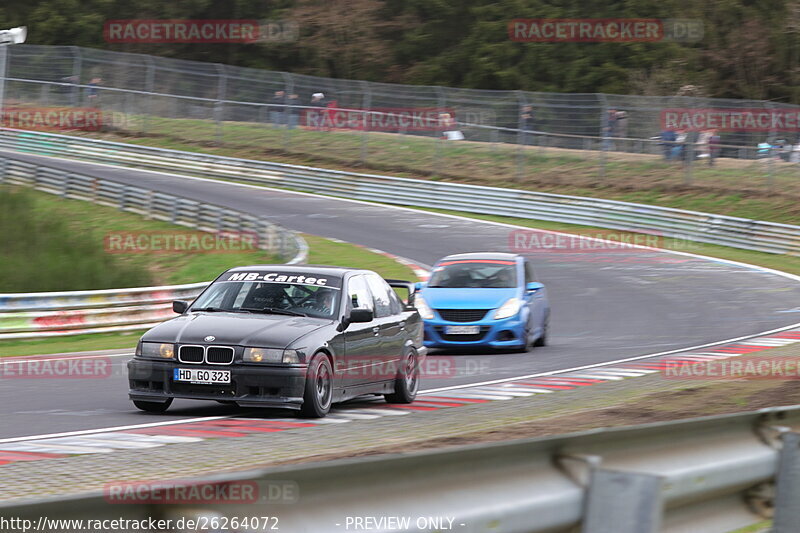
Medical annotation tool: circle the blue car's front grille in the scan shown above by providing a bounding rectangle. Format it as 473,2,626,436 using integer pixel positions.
436,309,490,322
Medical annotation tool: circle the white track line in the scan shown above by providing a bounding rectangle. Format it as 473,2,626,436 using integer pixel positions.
0,416,231,444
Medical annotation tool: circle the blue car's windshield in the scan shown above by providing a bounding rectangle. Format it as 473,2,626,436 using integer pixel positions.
428,261,517,288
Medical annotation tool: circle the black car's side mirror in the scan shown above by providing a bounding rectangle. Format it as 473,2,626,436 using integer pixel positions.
172,300,189,314
338,308,374,332
349,308,374,323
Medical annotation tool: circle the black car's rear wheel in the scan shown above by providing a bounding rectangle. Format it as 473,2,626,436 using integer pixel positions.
300,353,333,418
133,398,173,413
385,349,419,404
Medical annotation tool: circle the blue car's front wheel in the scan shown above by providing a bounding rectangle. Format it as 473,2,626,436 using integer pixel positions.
512,324,530,353
533,314,549,347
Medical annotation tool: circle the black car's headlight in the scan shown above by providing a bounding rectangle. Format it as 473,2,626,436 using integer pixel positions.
137,342,175,359
243,347,301,364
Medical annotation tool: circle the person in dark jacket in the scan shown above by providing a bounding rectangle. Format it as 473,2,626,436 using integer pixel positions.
270,90,286,126
660,129,677,160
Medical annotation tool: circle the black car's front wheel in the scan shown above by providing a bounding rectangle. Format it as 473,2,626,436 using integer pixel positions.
132,398,173,413
385,349,419,404
300,353,333,418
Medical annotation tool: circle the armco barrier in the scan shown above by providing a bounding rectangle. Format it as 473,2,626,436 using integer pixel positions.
0,155,307,340
0,128,798,256
3,405,800,533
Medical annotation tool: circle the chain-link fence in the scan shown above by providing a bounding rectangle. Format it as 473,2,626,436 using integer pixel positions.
3,45,800,195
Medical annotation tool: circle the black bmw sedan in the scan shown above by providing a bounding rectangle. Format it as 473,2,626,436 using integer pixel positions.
128,265,425,417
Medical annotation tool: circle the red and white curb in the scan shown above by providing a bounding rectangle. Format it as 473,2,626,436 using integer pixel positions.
2,328,799,466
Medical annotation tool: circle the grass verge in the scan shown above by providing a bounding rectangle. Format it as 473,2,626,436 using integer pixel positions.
0,186,280,291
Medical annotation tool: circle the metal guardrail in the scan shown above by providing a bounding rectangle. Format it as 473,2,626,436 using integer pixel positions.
1,128,798,256
3,405,799,532
0,154,307,339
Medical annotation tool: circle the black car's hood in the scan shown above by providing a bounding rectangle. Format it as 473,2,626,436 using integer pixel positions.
142,312,331,348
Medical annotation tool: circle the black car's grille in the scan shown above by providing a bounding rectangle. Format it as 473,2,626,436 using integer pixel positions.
178,345,204,363
436,309,490,322
207,346,234,365
434,326,491,342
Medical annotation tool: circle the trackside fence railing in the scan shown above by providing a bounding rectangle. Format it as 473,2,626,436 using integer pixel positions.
3,405,800,532
0,154,307,340
5,45,800,192
1,128,798,256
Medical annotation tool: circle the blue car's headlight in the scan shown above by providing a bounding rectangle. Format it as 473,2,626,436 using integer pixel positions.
414,295,435,320
494,298,521,320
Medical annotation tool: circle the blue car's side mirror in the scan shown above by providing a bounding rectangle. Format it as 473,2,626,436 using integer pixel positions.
415,281,427,291
526,282,544,292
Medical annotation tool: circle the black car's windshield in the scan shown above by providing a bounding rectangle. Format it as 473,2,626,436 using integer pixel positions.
428,260,517,288
191,271,341,319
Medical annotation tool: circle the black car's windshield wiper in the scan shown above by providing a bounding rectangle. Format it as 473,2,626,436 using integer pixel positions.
192,307,226,312
240,307,308,317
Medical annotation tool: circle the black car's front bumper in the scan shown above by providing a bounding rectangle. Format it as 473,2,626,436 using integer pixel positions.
127,358,307,409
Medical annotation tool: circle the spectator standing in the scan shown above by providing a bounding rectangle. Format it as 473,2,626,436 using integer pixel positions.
603,109,617,150
87,77,102,107
697,129,712,160
270,90,286,127
324,99,338,132
791,137,800,163
708,130,721,166
520,105,536,145
673,130,687,161
660,129,677,161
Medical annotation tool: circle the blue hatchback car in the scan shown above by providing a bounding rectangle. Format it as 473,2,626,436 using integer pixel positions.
415,253,550,351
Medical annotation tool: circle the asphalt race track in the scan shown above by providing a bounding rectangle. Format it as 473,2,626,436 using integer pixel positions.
2,149,800,439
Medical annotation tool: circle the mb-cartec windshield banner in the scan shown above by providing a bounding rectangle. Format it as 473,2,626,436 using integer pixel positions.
222,271,342,289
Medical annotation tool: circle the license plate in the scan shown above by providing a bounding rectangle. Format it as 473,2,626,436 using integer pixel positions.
445,325,481,335
173,368,231,384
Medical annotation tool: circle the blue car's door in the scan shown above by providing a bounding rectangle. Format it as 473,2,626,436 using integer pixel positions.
523,259,546,336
